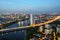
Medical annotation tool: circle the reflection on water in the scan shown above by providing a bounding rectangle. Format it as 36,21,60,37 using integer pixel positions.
0,31,26,40
0,18,30,40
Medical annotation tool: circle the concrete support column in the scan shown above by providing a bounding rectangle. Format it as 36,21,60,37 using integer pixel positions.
18,21,21,27
21,21,23,26
18,21,23,27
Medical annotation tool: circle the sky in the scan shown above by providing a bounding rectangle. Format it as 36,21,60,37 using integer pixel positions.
0,0,60,13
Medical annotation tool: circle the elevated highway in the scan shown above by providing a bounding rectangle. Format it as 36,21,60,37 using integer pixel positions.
0,16,60,33
0,18,29,28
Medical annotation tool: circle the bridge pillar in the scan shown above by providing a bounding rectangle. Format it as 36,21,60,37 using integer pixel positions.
18,21,21,27
18,21,23,27
18,21,22,26
21,21,23,26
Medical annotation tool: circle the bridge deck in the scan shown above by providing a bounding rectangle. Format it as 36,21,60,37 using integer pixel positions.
0,18,29,28
0,16,60,33
0,26,30,31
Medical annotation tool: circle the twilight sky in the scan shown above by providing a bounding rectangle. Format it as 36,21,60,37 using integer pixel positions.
0,0,60,13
